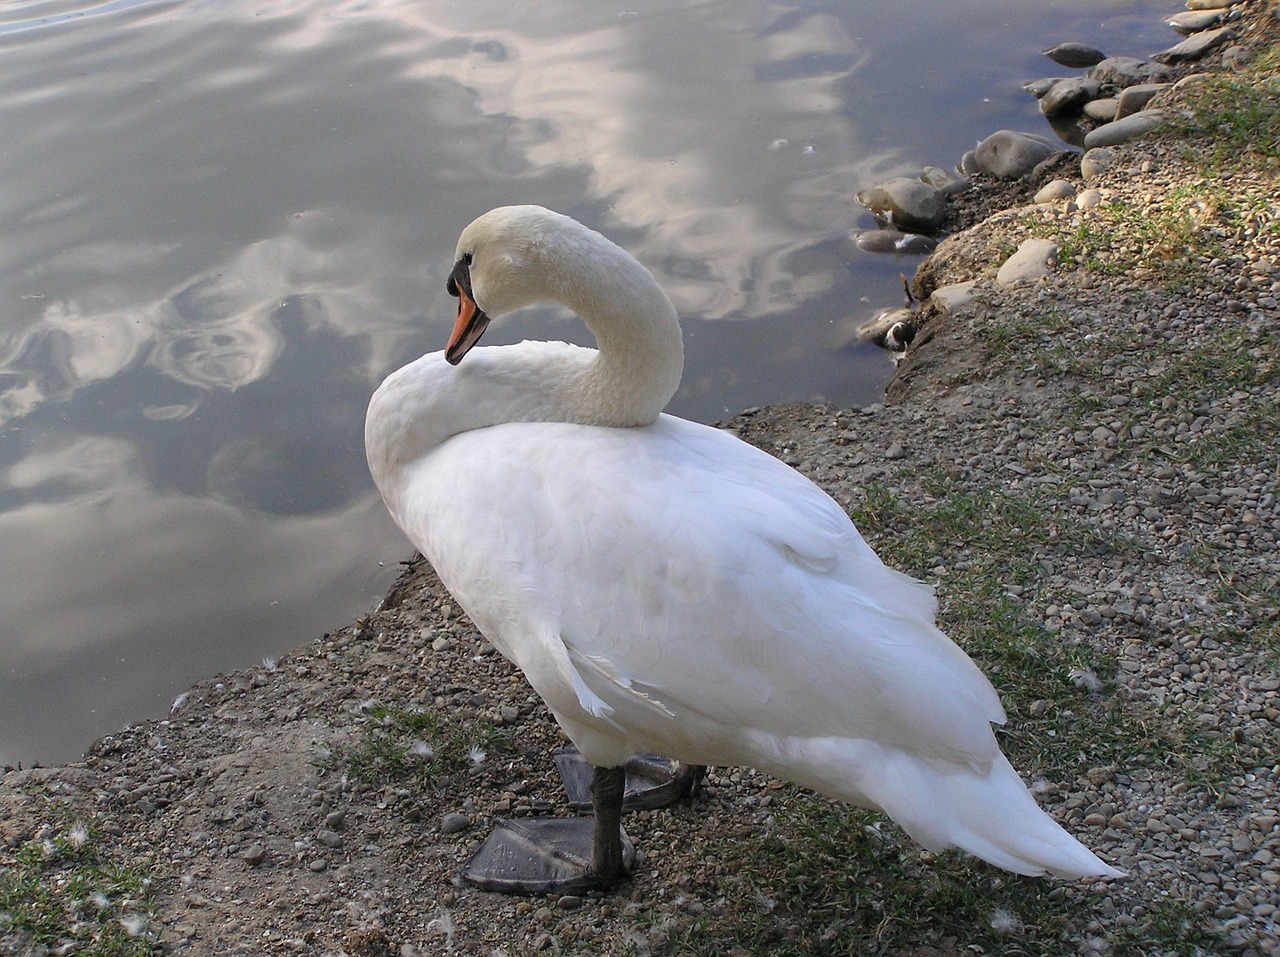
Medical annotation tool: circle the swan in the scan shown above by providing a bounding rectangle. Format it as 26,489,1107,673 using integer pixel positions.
364,205,1121,893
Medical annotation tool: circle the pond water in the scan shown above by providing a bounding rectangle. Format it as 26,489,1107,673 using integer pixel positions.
0,0,1174,766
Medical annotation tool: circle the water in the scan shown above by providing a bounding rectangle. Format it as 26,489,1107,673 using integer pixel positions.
0,0,1174,766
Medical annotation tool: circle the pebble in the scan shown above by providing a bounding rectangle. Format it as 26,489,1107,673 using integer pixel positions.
241,843,266,866
1115,83,1171,119
1034,180,1076,204
1155,26,1236,64
1080,148,1116,182
440,812,470,834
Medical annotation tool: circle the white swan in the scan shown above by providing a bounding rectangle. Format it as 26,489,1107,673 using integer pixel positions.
365,205,1121,892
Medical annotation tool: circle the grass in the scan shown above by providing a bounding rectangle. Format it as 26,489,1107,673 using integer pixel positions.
0,806,159,956
847,484,1167,779
318,702,510,789
1171,43,1280,174
642,792,1222,957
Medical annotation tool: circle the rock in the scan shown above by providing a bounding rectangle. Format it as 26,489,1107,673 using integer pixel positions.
1154,27,1235,64
1083,110,1168,149
856,308,914,347
854,230,936,254
997,239,1058,288
1080,147,1116,182
1076,188,1104,209
1084,98,1120,123
441,812,470,834
1115,83,1170,119
1023,77,1069,99
1087,56,1171,88
1040,77,1104,117
973,130,1058,179
1042,43,1107,68
1034,179,1076,203
1166,9,1226,34
930,280,978,314
919,165,970,196
855,178,947,234
884,443,907,461
1186,0,1229,10
957,149,981,176
241,843,267,866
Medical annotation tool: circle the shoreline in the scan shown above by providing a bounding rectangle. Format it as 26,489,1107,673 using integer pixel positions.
4,3,1279,954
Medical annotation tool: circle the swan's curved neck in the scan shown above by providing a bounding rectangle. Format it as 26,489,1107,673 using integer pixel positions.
365,226,684,498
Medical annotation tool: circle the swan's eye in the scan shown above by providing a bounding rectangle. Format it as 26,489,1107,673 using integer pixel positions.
446,252,474,298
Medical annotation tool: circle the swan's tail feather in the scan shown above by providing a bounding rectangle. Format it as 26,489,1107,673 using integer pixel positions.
868,750,1124,880
766,738,1123,880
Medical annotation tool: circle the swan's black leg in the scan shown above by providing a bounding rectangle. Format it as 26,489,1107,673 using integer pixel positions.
588,765,627,883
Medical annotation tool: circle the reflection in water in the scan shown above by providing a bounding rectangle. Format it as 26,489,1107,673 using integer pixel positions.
0,0,1174,764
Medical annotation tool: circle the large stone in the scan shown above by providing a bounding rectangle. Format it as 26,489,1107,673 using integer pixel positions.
1040,77,1105,117
855,178,947,233
1084,97,1120,123
1166,9,1227,34
930,280,979,314
997,239,1058,288
1116,83,1171,119
853,229,936,254
973,130,1058,179
1083,109,1169,149
1042,42,1107,68
919,165,971,196
1154,26,1235,64
1088,56,1171,89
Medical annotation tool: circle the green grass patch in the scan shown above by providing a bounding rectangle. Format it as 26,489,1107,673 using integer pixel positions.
319,703,510,788
846,485,1160,779
650,792,1219,957
0,809,159,956
1172,61,1280,173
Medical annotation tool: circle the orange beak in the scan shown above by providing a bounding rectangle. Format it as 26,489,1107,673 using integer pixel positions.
445,284,490,365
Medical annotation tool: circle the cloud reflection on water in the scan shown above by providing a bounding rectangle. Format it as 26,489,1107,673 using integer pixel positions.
3,0,1060,765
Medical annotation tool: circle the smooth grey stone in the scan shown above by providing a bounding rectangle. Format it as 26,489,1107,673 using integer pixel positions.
1084,97,1120,123
441,812,471,834
1040,77,1104,117
1186,0,1228,9
919,165,970,195
930,280,978,314
1080,147,1115,182
1166,9,1226,34
1088,56,1171,88
856,307,914,346
997,239,1058,288
1154,27,1235,64
854,230,936,254
855,177,947,233
1043,42,1107,68
1034,179,1076,203
1116,83,1171,119
1083,109,1168,149
1023,76,1069,98
973,129,1057,179
1077,189,1104,209
958,150,981,177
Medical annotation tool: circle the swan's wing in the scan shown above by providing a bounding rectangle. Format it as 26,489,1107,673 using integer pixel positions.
401,415,1005,769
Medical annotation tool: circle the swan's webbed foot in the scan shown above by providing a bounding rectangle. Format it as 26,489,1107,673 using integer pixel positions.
460,766,632,894
554,747,706,811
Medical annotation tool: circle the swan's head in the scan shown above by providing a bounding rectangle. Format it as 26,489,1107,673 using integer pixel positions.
445,205,590,365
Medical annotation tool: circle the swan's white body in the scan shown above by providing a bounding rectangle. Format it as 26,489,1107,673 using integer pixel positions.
366,206,1120,880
